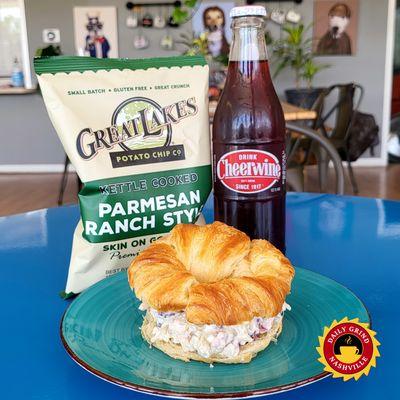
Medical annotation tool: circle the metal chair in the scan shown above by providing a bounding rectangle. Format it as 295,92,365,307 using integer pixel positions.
286,122,345,195
313,84,364,194
58,155,81,206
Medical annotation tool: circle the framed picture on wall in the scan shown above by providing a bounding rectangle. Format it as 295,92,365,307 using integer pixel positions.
191,2,235,58
313,0,359,56
73,6,118,58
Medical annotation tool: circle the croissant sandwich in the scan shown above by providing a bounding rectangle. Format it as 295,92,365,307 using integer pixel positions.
128,222,295,364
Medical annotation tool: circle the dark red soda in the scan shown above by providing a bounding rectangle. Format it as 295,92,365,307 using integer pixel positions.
212,21,286,252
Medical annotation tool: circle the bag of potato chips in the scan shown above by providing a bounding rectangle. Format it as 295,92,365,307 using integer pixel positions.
34,56,211,296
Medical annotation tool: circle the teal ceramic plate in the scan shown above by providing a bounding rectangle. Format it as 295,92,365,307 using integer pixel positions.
61,268,369,398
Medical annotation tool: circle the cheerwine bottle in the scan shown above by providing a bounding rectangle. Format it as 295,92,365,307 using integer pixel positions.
212,5,286,253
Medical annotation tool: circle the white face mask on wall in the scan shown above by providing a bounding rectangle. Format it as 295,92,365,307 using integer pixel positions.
329,15,350,38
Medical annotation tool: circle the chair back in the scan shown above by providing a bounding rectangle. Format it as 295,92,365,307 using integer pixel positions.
314,83,364,142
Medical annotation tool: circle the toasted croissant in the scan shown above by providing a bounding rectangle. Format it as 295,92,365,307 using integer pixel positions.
128,222,294,325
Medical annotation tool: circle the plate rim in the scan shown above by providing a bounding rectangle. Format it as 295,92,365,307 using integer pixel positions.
60,268,370,399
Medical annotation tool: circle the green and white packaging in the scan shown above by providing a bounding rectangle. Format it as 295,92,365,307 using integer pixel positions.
34,56,212,296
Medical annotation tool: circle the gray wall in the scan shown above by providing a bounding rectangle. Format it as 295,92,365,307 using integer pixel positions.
0,0,391,166
266,0,389,158
25,0,193,65
0,0,193,165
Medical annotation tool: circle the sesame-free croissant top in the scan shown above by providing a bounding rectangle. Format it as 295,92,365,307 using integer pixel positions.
128,222,295,326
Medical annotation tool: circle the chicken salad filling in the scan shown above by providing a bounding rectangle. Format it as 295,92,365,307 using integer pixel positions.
140,302,291,359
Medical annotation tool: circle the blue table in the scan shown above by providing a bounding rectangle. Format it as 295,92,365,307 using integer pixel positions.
1,193,398,399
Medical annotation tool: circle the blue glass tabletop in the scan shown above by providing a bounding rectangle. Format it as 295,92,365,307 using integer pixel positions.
0,193,398,399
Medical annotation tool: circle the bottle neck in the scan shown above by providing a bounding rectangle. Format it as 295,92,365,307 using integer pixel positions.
227,16,270,79
229,16,268,62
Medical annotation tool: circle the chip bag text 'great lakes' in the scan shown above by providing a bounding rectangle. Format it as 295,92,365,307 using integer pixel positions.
34,56,211,296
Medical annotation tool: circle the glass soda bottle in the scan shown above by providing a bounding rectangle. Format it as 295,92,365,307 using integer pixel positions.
212,6,286,252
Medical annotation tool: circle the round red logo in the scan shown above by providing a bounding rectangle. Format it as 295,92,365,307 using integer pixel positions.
317,318,380,381
216,150,281,194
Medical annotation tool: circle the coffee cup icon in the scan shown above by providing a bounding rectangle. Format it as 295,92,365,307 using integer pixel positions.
337,346,360,363
334,334,363,363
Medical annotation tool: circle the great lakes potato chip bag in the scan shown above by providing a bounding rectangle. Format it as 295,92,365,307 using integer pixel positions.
34,56,211,296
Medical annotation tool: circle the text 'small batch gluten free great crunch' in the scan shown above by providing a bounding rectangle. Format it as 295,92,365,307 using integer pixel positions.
34,56,212,296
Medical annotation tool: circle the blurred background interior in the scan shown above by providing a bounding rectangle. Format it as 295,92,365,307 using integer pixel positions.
1,0,400,216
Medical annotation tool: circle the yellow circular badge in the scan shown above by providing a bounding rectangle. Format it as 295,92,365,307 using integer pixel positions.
316,317,380,381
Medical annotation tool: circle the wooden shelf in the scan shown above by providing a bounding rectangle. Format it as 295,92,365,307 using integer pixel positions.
0,87,37,95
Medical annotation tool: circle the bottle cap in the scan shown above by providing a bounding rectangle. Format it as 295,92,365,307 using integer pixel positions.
230,6,267,18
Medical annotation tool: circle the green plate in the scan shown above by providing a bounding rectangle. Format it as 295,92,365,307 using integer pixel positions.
61,268,369,398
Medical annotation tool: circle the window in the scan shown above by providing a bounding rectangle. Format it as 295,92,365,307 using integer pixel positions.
0,0,32,87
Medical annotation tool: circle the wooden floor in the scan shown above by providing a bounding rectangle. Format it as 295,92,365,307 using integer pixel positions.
0,165,400,216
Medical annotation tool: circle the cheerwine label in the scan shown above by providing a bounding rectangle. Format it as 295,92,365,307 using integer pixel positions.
216,149,284,194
